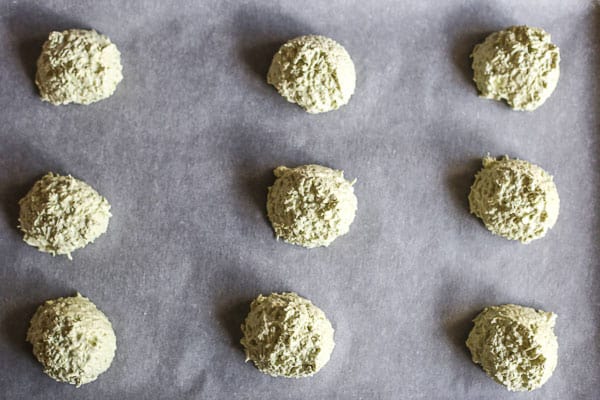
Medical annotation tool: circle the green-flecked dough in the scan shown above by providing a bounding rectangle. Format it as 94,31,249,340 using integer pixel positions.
241,292,335,378
471,26,560,111
36,29,123,105
267,164,357,248
466,304,558,392
18,172,111,259
267,35,356,113
468,156,559,243
27,293,117,387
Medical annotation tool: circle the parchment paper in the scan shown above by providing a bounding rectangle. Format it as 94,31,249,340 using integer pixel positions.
0,1,598,399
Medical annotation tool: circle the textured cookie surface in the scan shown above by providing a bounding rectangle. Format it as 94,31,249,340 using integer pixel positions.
267,164,357,248
36,29,123,105
267,35,356,113
241,292,335,378
18,172,111,259
471,26,560,111
27,293,117,387
466,304,558,392
468,156,559,243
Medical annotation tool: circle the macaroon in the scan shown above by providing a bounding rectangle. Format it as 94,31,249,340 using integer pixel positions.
466,304,558,391
468,155,559,243
18,172,112,259
266,164,357,248
36,29,123,105
240,292,335,378
267,35,356,113
26,293,117,387
471,26,560,111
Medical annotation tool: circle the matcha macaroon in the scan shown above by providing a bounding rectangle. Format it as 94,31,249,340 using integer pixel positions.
241,292,335,378
27,293,117,387
36,29,123,105
267,164,357,248
468,156,559,243
267,35,356,113
471,26,560,111
18,172,112,259
466,304,558,392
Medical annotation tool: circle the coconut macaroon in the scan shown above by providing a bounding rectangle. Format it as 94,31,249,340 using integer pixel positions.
18,172,112,259
471,26,560,111
36,29,123,105
267,164,357,248
267,35,356,113
27,293,117,387
241,292,335,378
468,156,559,243
466,304,558,392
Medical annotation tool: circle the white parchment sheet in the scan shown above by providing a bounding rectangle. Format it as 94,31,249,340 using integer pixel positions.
0,1,598,399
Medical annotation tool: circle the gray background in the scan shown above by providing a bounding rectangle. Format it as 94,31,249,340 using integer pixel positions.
0,0,598,399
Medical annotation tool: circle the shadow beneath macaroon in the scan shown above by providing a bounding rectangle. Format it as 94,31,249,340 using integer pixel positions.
211,263,289,351
236,164,273,226
1,302,40,356
443,308,480,361
217,299,252,349
434,278,496,361
442,3,512,88
445,157,481,217
232,5,314,84
450,31,491,89
223,124,313,226
7,3,89,90
0,136,66,233
0,272,72,356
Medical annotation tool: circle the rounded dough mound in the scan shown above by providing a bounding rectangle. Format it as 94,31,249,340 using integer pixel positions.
26,293,117,387
471,26,560,111
18,172,112,259
468,156,559,243
36,29,123,105
267,35,356,113
267,165,357,248
466,304,558,392
240,292,335,378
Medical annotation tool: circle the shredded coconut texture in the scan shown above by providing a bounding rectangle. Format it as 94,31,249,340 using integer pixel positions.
27,293,117,387
471,26,560,111
466,304,558,392
240,292,335,378
18,172,112,259
267,165,357,248
468,156,559,243
267,35,356,113
36,29,123,105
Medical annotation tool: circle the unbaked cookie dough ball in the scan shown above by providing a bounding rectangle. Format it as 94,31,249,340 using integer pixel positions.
267,164,357,248
471,26,560,111
36,29,123,105
18,172,112,259
26,293,117,387
240,292,335,378
267,35,356,113
466,304,558,392
468,156,559,243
